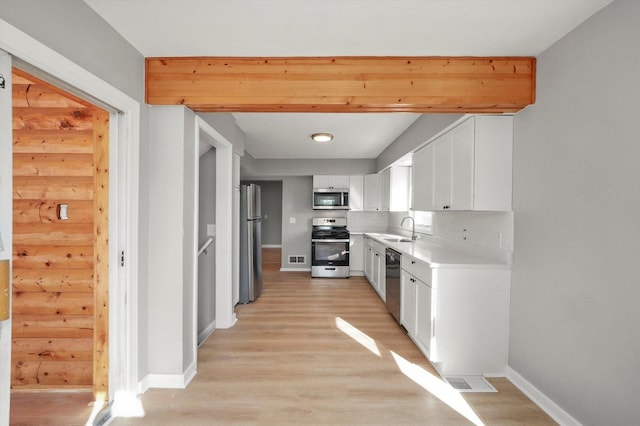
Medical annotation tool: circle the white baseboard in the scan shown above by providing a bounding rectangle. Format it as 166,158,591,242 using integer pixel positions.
197,320,216,346
138,361,197,393
262,244,282,248
183,360,197,388
350,271,365,276
506,366,582,426
279,267,311,272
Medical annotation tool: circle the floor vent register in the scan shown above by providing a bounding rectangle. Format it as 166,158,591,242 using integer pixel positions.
445,376,497,393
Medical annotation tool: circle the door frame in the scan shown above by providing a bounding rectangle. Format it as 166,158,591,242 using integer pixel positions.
0,19,141,417
190,117,235,372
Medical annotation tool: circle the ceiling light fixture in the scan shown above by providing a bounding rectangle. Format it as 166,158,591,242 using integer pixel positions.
311,132,334,143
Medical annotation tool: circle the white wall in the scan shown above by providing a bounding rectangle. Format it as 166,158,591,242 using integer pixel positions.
511,1,640,424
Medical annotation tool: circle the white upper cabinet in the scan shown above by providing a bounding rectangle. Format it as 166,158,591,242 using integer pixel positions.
381,168,391,211
349,175,364,211
411,143,435,211
313,175,350,189
412,115,513,212
363,173,382,211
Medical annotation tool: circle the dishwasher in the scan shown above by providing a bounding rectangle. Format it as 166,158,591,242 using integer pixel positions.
385,248,401,324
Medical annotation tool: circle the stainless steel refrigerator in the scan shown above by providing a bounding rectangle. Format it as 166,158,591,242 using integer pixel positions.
239,184,263,303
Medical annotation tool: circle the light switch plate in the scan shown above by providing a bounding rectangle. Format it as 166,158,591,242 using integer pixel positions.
289,217,296,224
207,224,216,237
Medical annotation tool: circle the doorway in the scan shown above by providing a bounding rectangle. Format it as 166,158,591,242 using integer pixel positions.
197,137,216,345
0,27,141,423
10,68,110,418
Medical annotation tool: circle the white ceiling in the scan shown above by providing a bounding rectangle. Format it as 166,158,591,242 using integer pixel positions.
232,113,421,159
85,0,614,159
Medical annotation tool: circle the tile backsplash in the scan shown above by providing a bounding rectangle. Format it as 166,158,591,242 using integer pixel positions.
388,210,514,251
347,211,389,233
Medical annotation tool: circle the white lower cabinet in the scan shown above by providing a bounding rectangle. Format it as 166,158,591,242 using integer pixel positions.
401,253,510,376
415,277,432,355
400,270,417,337
349,234,364,275
372,249,385,300
364,236,386,301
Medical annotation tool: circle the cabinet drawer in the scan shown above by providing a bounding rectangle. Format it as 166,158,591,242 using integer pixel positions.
401,255,431,284
369,238,386,254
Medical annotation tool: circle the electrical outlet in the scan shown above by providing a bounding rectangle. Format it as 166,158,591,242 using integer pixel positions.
493,231,502,248
207,224,216,236
289,217,296,224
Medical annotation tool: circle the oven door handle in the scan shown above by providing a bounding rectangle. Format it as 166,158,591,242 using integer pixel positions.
311,239,350,243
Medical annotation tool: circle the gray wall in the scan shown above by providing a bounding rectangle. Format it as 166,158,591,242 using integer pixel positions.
198,147,217,342
0,0,144,99
147,106,195,375
281,177,314,269
199,112,246,155
241,180,283,246
376,113,463,171
242,154,376,177
511,1,640,424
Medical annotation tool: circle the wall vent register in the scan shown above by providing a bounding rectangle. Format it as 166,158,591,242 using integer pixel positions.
288,255,306,264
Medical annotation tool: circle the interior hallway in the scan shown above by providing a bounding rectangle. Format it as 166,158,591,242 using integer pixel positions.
113,248,554,425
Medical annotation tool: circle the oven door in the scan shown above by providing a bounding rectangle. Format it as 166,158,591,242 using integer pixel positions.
311,239,350,266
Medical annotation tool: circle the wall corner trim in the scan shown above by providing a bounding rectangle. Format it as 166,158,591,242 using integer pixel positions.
506,366,583,426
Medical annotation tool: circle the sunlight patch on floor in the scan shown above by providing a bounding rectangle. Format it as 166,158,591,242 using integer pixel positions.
335,317,381,357
110,391,145,419
390,351,485,426
84,399,107,426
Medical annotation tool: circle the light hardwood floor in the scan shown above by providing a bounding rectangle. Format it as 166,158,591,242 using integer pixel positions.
113,248,555,426
10,248,556,425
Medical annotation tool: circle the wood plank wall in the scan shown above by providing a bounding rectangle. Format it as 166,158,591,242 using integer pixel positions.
11,69,107,391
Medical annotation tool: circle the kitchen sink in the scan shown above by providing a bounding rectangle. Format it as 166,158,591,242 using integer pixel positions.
384,237,413,243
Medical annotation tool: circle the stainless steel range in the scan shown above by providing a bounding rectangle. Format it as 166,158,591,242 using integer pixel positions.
311,217,350,278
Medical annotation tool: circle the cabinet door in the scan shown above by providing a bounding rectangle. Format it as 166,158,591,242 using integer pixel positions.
349,175,364,211
349,235,364,272
411,144,434,211
375,250,386,300
364,173,382,211
329,175,350,189
433,134,452,210
364,246,373,281
415,279,432,354
381,168,391,211
449,118,474,210
372,251,381,291
313,175,330,189
401,270,417,336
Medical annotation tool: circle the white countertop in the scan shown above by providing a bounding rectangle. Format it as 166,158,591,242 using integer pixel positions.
364,233,511,269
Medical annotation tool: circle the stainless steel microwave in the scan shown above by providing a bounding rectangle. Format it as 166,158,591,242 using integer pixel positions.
313,189,349,210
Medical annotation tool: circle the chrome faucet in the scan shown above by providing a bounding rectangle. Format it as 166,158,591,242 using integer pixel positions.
401,216,417,240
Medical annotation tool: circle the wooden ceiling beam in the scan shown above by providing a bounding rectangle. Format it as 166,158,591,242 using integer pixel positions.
146,56,536,113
